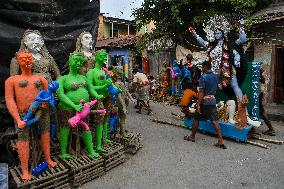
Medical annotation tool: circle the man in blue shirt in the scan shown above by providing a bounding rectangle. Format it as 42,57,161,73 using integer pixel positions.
184,60,226,149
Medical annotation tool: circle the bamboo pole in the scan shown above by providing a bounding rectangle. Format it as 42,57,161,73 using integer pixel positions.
171,112,185,119
150,118,188,129
251,134,283,145
246,140,269,149
151,117,271,149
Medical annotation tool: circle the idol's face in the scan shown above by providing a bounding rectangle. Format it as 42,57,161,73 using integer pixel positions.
97,52,108,66
24,33,44,52
214,29,223,40
69,54,86,70
17,52,34,70
81,33,93,50
48,81,59,92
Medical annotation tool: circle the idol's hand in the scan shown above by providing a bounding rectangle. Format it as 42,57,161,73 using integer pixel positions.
74,104,83,112
106,79,112,86
239,19,245,26
234,60,240,67
17,120,26,129
96,94,104,100
188,26,196,34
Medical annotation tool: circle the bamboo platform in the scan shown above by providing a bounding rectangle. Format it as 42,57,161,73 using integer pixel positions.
59,151,105,188
101,142,126,171
10,157,70,189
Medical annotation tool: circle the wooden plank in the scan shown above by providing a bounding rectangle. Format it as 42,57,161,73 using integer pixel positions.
56,183,71,189
74,164,104,176
31,174,37,180
106,160,125,171
14,167,22,176
46,176,69,189
60,159,72,168
105,156,125,170
106,159,125,170
106,155,125,166
80,154,90,164
74,169,105,187
81,150,91,161
29,172,69,189
78,160,104,171
56,158,67,171
10,169,22,186
75,171,104,186
103,146,122,157
81,162,104,171
73,158,82,169
65,158,78,168
106,154,123,163
74,167,104,180
49,167,56,174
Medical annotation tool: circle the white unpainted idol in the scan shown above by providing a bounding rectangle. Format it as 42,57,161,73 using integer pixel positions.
24,32,44,60
24,33,44,53
81,33,93,50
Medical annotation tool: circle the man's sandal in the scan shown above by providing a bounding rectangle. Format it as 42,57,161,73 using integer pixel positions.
263,130,276,136
214,143,227,149
184,135,195,142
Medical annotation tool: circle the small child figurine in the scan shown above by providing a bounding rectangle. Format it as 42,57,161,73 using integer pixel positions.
101,66,121,95
23,81,59,126
68,100,100,131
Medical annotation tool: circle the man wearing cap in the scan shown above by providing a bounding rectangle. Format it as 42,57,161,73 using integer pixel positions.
184,60,227,149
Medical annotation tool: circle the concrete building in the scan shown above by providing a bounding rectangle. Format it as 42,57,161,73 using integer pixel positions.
251,1,284,104
96,14,140,79
97,13,136,39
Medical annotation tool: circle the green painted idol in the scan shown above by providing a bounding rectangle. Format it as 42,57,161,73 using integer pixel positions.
87,49,113,153
57,53,102,159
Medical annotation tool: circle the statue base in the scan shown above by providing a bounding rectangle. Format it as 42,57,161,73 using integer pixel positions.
59,151,104,188
184,118,253,142
9,157,69,189
101,142,126,171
